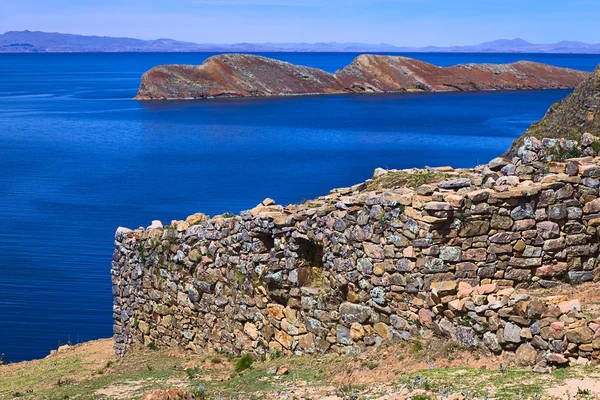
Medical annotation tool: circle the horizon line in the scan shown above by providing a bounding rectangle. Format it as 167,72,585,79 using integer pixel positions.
4,30,600,48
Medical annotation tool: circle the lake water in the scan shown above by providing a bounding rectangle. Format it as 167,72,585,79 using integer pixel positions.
1,52,599,362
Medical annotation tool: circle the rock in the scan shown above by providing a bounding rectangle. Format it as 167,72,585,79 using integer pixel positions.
584,198,600,214
477,283,497,295
455,326,477,347
430,281,458,296
489,232,519,244
526,301,547,319
504,322,522,343
148,220,163,229
491,214,514,230
363,243,384,259
565,327,594,344
350,323,365,341
483,331,502,353
579,164,600,177
568,271,593,283
516,343,538,366
537,221,560,239
536,262,568,277
488,157,510,171
439,246,462,262
267,304,285,320
424,201,453,211
244,323,259,340
276,366,289,375
418,308,433,328
558,299,581,314
438,178,472,189
374,322,391,339
511,204,535,220
266,366,278,375
457,281,474,298
336,326,351,345
458,220,490,237
543,237,565,252
462,248,487,262
533,362,552,374
547,353,569,365
185,213,209,226
339,302,371,324
420,257,447,273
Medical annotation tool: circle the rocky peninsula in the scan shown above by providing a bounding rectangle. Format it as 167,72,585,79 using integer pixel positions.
135,54,589,100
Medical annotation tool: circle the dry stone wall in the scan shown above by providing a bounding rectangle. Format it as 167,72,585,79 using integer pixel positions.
112,136,600,369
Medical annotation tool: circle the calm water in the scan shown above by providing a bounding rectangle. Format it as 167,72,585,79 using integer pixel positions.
1,52,599,362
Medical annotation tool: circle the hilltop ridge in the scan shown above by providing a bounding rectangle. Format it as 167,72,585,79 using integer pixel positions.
506,65,600,158
3,31,600,53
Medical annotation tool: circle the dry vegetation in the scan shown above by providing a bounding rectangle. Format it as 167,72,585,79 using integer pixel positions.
1,337,600,400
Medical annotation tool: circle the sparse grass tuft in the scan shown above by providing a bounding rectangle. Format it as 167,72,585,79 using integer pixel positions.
365,170,444,191
233,353,253,373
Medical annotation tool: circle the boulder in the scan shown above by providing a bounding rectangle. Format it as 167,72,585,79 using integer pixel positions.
566,327,594,344
516,343,538,366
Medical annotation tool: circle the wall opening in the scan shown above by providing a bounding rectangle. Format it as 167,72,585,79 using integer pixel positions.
295,238,324,286
257,233,275,252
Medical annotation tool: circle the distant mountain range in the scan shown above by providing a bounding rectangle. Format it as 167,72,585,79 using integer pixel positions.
2,31,600,54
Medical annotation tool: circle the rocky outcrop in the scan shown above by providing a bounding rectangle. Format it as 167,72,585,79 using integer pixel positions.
135,54,589,100
506,65,600,158
135,54,342,100
112,141,600,368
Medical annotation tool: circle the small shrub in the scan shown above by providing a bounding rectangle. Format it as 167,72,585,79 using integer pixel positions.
361,360,378,370
412,395,431,400
337,384,359,400
147,341,158,351
190,385,208,400
591,141,600,154
233,353,253,373
411,339,423,353
270,349,283,359
222,212,236,218
185,366,201,380
577,387,592,396
210,357,222,364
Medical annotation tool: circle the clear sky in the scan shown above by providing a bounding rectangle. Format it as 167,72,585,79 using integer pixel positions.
1,0,599,46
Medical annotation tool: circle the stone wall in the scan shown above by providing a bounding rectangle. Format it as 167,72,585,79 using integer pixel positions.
112,136,600,369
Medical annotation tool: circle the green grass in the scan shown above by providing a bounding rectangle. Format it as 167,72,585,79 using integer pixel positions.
0,350,186,400
395,365,600,400
0,356,84,395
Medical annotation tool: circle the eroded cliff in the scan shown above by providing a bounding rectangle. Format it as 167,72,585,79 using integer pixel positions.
135,54,589,100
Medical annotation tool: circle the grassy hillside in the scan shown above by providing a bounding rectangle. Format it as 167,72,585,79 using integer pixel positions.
506,65,600,158
1,337,599,399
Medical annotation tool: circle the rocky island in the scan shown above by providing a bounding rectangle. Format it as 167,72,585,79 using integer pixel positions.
135,54,589,100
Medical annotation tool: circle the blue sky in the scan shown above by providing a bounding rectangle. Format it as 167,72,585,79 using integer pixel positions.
1,0,599,46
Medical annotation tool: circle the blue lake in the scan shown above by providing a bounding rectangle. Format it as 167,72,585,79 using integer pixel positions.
1,52,599,362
